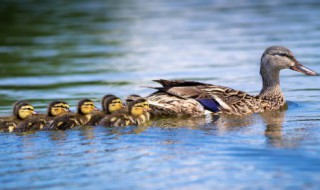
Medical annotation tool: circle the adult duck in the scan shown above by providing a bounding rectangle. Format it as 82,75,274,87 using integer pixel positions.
146,46,318,116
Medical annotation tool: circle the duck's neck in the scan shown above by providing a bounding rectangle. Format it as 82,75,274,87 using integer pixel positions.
259,68,284,101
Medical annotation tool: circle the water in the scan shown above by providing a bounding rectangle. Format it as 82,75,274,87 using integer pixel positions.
1,0,320,189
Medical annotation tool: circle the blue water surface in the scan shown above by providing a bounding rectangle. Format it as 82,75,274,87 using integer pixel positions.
0,0,320,189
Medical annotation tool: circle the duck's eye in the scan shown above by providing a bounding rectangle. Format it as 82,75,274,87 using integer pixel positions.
277,53,288,57
23,108,34,111
84,103,94,107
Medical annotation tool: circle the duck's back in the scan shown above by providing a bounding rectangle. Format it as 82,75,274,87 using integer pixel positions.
147,79,271,116
99,112,136,127
14,117,47,132
46,113,81,130
87,111,106,126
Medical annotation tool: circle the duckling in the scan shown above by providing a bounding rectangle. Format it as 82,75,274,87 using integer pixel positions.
126,94,151,121
87,95,124,126
13,101,71,132
0,101,37,132
99,98,151,127
47,99,98,130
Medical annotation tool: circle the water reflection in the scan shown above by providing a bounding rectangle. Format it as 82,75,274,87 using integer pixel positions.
261,110,286,147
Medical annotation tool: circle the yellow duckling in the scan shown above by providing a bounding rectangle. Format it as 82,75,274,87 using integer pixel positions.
0,101,37,132
99,98,151,127
14,101,71,132
125,94,151,121
87,95,124,126
47,99,98,130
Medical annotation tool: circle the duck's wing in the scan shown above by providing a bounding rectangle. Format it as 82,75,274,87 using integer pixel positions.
47,114,80,130
87,112,105,126
153,79,208,87
0,120,17,132
99,113,136,127
14,118,47,132
148,79,262,115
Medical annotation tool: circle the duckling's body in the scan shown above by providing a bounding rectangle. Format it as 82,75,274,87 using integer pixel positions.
99,99,151,127
0,101,37,132
48,99,98,130
87,95,124,126
146,46,318,116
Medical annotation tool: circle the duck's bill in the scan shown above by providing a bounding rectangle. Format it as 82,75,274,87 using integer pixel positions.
290,62,319,76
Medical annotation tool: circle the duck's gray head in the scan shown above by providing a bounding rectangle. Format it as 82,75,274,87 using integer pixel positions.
261,46,318,76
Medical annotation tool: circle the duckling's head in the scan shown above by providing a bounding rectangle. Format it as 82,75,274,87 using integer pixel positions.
261,46,318,76
125,94,142,104
128,99,151,116
47,101,70,117
77,99,98,115
102,95,123,114
13,101,37,120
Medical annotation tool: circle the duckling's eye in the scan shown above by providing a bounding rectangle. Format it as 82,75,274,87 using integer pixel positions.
84,103,94,107
23,108,34,111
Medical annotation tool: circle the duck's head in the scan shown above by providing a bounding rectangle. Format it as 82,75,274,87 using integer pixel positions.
47,101,70,117
261,46,318,76
102,94,123,114
77,99,98,115
13,101,37,120
128,99,151,116
125,94,142,104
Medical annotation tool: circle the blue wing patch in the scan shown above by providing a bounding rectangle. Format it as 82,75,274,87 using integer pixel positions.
197,98,220,112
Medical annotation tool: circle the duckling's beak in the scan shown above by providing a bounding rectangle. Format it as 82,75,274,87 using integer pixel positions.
143,107,152,112
94,106,99,111
290,59,318,76
32,111,38,115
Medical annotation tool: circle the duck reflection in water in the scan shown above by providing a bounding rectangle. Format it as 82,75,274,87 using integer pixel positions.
261,108,286,147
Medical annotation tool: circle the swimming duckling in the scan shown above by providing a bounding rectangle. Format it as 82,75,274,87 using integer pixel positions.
126,94,151,121
14,101,71,132
87,95,124,126
99,98,151,127
0,101,37,132
47,99,98,130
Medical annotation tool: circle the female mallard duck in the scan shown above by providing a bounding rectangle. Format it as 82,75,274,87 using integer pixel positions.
99,98,151,127
0,101,37,132
87,95,124,126
147,46,318,116
47,99,98,130
13,101,71,132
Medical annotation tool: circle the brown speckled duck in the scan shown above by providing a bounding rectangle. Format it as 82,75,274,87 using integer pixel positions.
47,99,98,130
87,95,124,126
99,98,151,127
147,46,318,116
0,101,37,132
